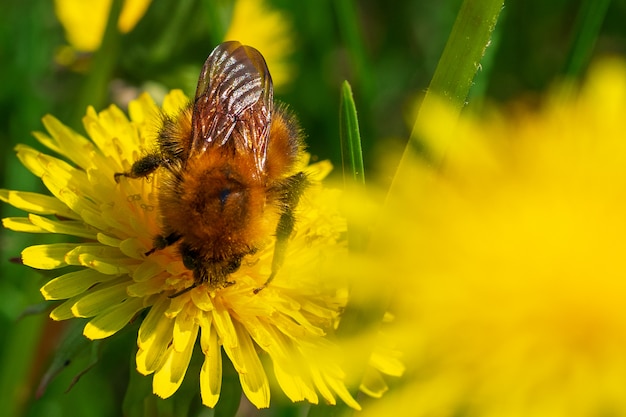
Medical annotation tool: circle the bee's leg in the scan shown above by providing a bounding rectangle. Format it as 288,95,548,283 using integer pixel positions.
146,232,181,256
168,283,197,298
165,244,202,298
254,171,309,293
222,256,242,287
114,153,164,182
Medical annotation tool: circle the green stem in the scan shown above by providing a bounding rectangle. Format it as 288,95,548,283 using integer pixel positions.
72,0,123,126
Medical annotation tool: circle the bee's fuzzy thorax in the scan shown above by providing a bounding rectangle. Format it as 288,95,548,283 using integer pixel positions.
158,150,273,259
116,42,309,291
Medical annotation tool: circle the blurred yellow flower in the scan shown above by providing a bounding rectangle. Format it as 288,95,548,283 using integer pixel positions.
348,58,626,417
0,91,360,409
54,0,295,88
224,0,294,88
55,0,151,52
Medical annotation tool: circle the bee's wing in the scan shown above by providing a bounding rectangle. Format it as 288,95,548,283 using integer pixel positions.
190,41,273,175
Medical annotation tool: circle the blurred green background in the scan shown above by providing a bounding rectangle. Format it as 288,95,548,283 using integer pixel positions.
1,0,626,416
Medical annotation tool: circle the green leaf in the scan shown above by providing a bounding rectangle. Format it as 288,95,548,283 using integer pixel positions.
124,343,206,417
36,319,101,398
122,350,153,417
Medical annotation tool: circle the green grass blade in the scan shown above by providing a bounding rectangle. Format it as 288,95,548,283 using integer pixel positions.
564,0,611,78
339,81,367,254
305,82,368,417
339,81,365,188
397,0,505,176
422,0,505,116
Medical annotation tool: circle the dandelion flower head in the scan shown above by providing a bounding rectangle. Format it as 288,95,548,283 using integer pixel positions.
353,58,626,417
0,89,359,409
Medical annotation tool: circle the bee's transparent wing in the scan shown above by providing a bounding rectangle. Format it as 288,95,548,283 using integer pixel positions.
190,41,273,176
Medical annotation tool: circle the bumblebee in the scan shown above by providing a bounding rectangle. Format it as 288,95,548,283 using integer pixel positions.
115,41,307,294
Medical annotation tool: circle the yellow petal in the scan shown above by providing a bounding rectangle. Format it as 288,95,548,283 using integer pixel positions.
127,274,166,297
63,244,132,274
118,237,149,260
96,232,123,247
77,253,133,275
127,91,157,119
0,189,77,219
369,348,405,378
305,160,333,182
161,89,189,117
132,259,167,282
152,321,197,399
15,144,49,177
28,213,98,239
84,296,145,339
173,306,196,352
40,172,99,220
200,315,222,407
40,114,97,170
212,301,238,350
50,295,82,320
151,348,176,398
118,0,152,33
310,366,336,406
54,0,108,51
223,0,294,88
71,280,129,318
84,104,137,165
232,322,270,408
2,217,46,233
254,322,318,404
274,365,318,404
359,368,388,399
41,268,121,300
138,296,170,345
190,287,214,311
169,322,198,382
22,243,78,269
137,299,174,375
55,0,151,51
324,375,360,411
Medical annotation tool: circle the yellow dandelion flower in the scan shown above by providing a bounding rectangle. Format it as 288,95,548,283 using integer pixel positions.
54,0,152,52
348,58,626,417
0,90,360,409
224,0,294,88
